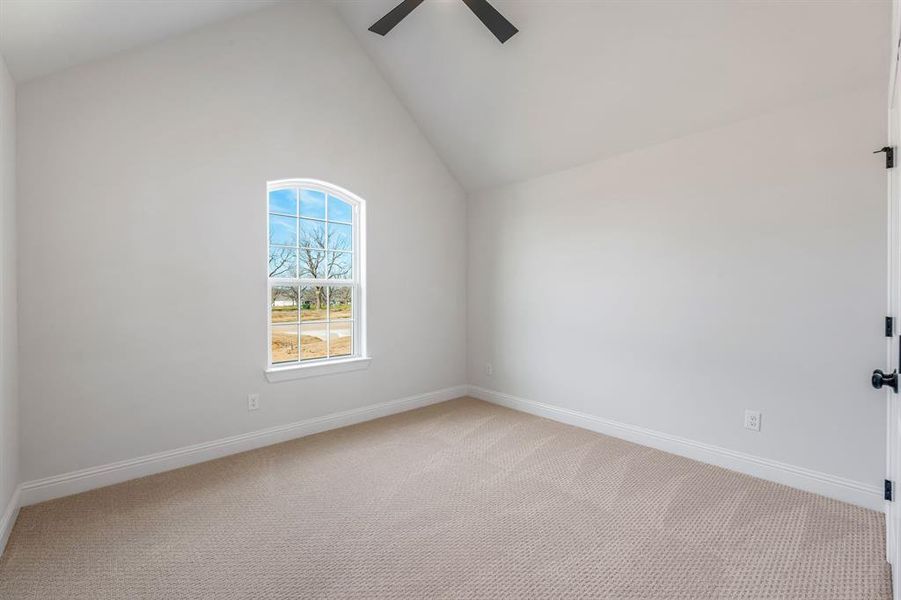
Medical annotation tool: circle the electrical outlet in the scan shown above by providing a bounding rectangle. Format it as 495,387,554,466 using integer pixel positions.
744,410,761,432
486,363,494,376
248,393,260,411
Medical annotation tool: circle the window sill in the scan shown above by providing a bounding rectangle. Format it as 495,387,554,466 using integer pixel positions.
265,356,371,383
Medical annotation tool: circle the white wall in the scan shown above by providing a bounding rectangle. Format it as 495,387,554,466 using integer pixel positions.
16,2,466,482
0,52,18,519
10,0,887,506
468,87,887,488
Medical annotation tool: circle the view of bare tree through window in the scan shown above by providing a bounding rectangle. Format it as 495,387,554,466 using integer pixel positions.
268,185,356,365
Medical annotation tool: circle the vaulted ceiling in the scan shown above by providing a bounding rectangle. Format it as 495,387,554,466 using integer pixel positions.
0,0,891,192
0,0,280,82
334,0,890,191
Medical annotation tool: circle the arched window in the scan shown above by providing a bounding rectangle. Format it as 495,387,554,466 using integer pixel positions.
266,179,367,380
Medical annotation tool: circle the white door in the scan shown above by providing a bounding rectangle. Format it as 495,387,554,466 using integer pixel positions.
886,3,901,596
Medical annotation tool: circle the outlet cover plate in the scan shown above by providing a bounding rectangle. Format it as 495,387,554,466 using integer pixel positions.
744,409,761,432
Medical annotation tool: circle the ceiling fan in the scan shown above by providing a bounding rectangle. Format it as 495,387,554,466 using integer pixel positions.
369,0,518,44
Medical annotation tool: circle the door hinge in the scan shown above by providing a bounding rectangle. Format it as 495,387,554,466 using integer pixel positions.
875,146,895,169
886,479,894,502
887,316,894,337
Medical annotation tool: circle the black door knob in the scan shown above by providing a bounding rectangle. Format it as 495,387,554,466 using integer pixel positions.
872,369,898,392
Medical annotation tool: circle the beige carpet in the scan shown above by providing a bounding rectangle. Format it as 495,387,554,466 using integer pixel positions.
0,397,891,599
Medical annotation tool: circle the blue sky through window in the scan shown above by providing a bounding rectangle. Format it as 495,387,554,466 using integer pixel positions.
300,219,325,248
300,189,326,219
328,195,353,223
269,188,296,215
269,186,355,281
328,223,352,251
269,214,297,246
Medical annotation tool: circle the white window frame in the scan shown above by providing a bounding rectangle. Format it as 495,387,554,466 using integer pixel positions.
265,179,369,382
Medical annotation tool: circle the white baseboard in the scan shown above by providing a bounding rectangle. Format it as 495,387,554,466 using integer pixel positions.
0,485,21,557
15,383,883,513
20,385,468,507
469,385,884,511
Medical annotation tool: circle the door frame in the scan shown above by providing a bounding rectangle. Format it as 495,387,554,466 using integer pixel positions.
887,3,901,597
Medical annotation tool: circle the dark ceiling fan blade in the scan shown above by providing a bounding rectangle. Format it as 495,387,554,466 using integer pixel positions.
461,0,518,43
368,0,427,36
